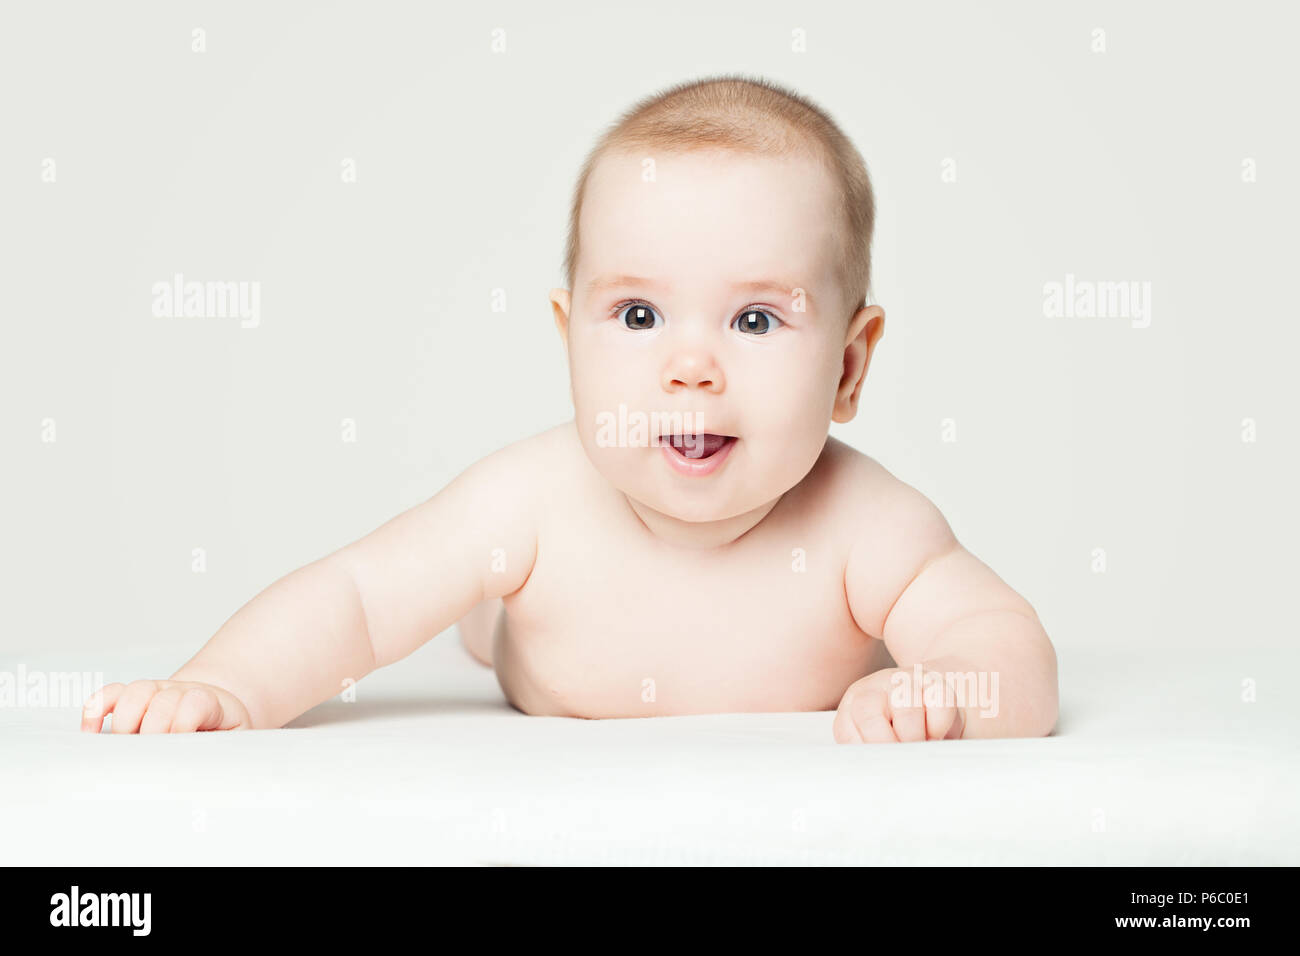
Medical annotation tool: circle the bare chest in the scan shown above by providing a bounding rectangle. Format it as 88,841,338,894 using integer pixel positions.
494,507,883,718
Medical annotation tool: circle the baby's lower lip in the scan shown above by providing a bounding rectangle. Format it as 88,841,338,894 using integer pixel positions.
657,434,738,477
657,434,737,459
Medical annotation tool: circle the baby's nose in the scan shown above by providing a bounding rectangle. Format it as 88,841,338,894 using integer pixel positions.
662,352,725,393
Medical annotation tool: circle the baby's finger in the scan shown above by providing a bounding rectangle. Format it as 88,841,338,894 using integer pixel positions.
849,688,899,743
832,703,863,743
925,703,959,741
109,680,161,734
892,703,928,743
171,687,227,733
138,687,186,734
80,683,125,733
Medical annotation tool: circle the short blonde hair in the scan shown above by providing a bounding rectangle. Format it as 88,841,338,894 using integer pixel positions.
563,73,876,316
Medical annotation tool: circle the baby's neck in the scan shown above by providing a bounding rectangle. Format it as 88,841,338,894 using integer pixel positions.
622,493,783,550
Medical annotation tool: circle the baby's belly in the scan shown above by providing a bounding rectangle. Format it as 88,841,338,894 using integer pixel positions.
490,594,886,719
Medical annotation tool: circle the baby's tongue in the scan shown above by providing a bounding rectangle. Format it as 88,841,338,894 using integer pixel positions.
678,433,728,459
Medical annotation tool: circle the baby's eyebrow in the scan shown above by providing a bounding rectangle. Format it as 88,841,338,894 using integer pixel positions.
586,274,663,295
730,279,806,301
586,274,807,303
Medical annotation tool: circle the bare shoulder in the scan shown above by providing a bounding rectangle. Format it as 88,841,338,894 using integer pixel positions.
820,437,951,534
821,437,960,638
442,420,596,528
383,422,583,600
330,425,579,640
500,418,610,490
456,420,581,491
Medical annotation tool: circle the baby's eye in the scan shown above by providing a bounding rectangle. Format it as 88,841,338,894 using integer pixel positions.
616,302,662,331
733,308,783,335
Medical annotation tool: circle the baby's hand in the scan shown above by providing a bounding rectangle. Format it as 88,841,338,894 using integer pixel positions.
80,680,252,734
832,666,966,743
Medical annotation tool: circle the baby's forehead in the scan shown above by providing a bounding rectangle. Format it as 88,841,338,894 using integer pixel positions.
581,148,843,286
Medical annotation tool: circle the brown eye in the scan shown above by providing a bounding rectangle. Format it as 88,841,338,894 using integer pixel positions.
618,303,661,331
733,309,781,334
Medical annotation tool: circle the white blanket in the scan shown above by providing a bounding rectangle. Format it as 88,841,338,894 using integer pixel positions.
3,634,1295,865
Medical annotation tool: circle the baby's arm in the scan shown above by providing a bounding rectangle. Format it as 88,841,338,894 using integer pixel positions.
835,470,1058,743
81,442,538,733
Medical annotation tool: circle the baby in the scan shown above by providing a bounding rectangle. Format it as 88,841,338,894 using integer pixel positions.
81,75,1058,743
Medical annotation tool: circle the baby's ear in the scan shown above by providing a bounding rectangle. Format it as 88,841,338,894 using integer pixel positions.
549,288,572,343
833,305,885,423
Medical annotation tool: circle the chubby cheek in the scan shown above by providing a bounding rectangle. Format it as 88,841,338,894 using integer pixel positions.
742,388,831,490
568,342,605,422
583,438,641,493
735,351,839,478
570,331,640,406
567,351,656,488
569,359,640,446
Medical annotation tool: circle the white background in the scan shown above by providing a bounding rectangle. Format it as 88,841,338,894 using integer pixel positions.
2,0,1296,670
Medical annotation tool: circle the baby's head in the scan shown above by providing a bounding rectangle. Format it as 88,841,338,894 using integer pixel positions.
550,75,884,532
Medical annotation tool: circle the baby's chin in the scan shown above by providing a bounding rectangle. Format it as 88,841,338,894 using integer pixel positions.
616,462,796,526
630,491,759,526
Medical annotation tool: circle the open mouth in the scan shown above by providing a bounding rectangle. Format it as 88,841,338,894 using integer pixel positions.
657,433,738,460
